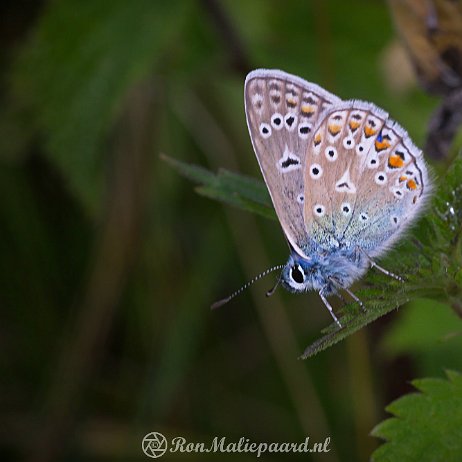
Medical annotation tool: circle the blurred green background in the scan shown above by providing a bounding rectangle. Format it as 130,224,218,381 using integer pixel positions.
1,1,462,461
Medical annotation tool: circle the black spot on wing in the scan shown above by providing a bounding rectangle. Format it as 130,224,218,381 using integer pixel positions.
281,157,300,168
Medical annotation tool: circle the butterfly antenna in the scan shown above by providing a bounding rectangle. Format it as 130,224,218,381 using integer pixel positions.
211,264,285,310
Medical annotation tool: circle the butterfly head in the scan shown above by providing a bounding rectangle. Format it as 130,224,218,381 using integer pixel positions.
280,253,319,293
280,247,369,295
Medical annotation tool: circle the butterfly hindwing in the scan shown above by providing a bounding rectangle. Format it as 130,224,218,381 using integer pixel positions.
303,101,430,257
244,69,341,257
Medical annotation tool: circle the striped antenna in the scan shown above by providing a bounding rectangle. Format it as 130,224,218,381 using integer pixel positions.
211,264,285,310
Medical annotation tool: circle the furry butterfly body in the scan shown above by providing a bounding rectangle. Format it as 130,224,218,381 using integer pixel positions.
244,69,431,325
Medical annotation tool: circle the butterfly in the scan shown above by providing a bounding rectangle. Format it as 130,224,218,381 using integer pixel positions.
213,69,431,327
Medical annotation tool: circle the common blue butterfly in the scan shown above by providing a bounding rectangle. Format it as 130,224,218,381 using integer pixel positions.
213,69,431,327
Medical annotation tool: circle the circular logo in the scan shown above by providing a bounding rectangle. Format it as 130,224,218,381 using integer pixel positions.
142,432,167,458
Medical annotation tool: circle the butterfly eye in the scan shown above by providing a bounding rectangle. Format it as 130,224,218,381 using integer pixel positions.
290,265,305,284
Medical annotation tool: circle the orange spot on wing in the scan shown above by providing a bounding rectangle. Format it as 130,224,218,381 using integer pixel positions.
407,179,417,190
349,120,360,131
286,98,297,106
399,175,407,182
314,133,322,146
364,126,377,138
388,155,405,168
328,124,341,136
375,139,391,151
301,104,315,114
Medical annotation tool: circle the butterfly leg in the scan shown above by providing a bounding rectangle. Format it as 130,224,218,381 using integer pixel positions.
266,278,281,297
319,288,342,328
329,277,366,312
357,247,404,282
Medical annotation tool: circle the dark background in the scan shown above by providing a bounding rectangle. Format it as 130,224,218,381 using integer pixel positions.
1,1,462,461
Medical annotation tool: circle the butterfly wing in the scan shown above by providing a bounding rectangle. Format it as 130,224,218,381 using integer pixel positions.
244,69,341,258
303,101,430,257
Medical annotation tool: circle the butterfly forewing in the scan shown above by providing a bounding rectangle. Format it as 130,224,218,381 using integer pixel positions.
244,69,341,257
303,101,429,257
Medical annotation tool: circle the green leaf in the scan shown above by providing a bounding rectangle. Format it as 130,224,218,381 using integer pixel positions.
166,153,462,358
161,154,275,220
13,0,187,213
371,370,462,461
380,297,462,377
380,298,462,356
